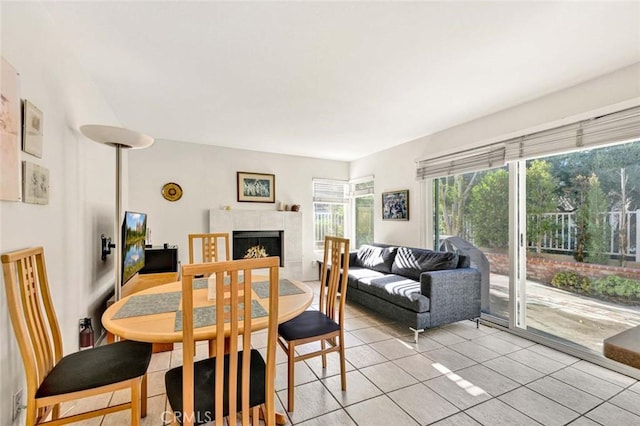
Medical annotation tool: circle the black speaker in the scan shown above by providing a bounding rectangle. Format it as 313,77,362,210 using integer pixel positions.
140,246,178,274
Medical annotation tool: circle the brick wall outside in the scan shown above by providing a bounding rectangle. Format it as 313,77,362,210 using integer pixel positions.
484,252,640,284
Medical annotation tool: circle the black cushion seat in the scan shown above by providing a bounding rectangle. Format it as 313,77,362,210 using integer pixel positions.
354,245,397,273
165,349,266,425
346,266,386,290
358,274,430,313
278,310,340,341
391,247,459,280
36,340,152,398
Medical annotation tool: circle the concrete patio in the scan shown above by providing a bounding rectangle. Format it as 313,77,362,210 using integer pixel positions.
488,273,640,351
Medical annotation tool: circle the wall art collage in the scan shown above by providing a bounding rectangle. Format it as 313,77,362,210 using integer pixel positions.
1,57,48,204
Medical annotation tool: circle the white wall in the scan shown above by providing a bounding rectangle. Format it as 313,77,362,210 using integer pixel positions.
350,138,427,248
127,140,349,281
351,63,640,248
0,4,122,424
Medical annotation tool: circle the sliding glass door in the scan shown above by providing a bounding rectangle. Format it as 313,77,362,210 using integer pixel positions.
523,142,640,352
434,168,510,322
431,139,640,354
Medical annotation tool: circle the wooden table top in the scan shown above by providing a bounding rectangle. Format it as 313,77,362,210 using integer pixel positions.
102,277,313,344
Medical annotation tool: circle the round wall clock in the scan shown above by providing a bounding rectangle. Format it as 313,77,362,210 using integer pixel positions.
161,182,183,202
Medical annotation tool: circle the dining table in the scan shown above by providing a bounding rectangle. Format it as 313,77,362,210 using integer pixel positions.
102,274,314,424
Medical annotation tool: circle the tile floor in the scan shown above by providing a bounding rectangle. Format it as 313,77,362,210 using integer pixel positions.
64,281,639,425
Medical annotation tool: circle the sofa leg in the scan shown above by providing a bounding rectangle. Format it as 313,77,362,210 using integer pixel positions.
468,318,480,329
409,327,424,343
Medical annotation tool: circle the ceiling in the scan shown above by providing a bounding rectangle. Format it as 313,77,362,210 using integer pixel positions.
43,1,640,161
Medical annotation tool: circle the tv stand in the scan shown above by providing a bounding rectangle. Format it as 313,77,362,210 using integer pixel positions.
139,245,179,274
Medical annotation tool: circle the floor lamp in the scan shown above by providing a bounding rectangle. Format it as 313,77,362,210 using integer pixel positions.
80,125,154,303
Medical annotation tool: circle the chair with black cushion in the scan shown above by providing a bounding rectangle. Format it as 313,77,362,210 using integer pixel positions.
189,232,233,357
188,233,230,264
277,236,350,412
164,256,280,426
1,246,152,426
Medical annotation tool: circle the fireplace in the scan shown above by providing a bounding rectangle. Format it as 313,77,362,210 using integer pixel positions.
233,230,284,267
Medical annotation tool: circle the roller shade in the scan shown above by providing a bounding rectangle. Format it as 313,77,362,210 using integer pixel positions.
416,145,506,180
505,105,640,161
351,177,374,196
313,179,348,203
417,105,640,180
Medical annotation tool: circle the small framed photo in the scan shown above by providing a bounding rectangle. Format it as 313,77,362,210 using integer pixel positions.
382,189,409,221
237,171,275,203
23,161,49,205
22,100,43,158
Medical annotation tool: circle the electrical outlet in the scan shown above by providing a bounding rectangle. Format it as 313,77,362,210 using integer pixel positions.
12,388,23,422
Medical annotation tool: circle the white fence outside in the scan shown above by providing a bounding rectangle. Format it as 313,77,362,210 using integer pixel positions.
314,211,345,250
451,209,639,262
531,210,639,261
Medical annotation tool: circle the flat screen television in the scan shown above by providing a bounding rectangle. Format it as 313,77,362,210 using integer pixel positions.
121,211,147,284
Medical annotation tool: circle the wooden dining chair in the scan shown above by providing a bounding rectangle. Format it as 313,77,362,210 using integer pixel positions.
277,236,350,412
188,233,230,264
188,232,233,357
1,247,152,426
164,256,280,426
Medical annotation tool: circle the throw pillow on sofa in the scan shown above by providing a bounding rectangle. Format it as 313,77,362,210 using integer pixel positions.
354,245,397,273
391,247,459,280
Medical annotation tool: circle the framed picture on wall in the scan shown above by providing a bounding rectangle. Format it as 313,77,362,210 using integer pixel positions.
23,161,49,205
22,99,43,158
382,189,409,220
237,171,275,203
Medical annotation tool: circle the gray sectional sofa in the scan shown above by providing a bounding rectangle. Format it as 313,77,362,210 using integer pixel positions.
344,243,481,341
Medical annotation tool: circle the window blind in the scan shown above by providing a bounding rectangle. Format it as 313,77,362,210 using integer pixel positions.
313,179,348,203
416,105,640,180
416,145,506,180
504,106,640,161
351,176,374,197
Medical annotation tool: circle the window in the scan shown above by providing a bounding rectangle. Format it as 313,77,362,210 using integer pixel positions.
313,179,347,250
433,168,509,321
352,177,374,248
312,177,375,250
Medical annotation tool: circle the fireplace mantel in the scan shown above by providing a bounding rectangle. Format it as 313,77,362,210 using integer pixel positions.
209,209,303,279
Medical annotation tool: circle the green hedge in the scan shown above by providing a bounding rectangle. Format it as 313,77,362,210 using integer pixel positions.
550,271,591,293
551,271,640,301
592,275,640,299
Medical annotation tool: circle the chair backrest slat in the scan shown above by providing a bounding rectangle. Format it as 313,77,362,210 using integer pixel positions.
319,237,350,322
2,247,63,406
188,233,230,264
242,267,254,420
180,256,279,426
19,255,50,378
214,268,225,426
